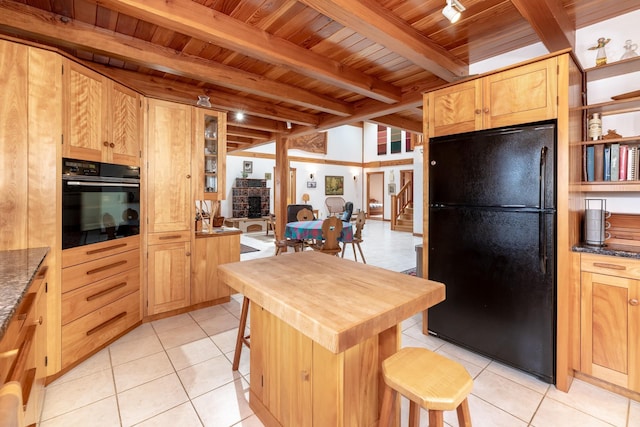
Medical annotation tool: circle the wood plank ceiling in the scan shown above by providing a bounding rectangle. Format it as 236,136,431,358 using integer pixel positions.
0,0,635,151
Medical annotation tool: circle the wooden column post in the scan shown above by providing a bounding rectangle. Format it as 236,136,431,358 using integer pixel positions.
274,134,289,239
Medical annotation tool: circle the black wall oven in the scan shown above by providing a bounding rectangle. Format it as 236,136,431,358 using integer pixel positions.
62,158,140,250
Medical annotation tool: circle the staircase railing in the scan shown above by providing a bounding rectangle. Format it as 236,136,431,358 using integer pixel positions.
390,180,412,231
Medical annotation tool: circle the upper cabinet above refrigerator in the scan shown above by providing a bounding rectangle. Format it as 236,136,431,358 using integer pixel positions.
426,57,558,138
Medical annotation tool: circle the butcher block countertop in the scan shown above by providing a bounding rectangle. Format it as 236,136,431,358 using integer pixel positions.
218,251,445,354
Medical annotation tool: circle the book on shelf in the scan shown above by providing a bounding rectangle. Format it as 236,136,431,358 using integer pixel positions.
604,145,611,181
594,144,604,181
611,143,619,182
620,145,628,180
585,145,595,182
628,145,638,181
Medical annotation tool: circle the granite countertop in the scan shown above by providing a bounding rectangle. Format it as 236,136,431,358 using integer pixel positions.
195,226,242,238
0,247,49,341
572,243,640,259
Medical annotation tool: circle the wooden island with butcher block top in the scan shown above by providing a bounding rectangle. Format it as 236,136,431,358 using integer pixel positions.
217,251,445,427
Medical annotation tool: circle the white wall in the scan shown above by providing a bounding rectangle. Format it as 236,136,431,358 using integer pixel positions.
222,125,365,218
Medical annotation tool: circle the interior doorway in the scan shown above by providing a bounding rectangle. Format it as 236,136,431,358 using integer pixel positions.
366,172,384,220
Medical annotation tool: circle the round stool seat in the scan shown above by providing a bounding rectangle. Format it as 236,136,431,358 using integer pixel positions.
380,347,473,427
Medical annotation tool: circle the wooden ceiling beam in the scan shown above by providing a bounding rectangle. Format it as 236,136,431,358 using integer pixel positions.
299,0,468,81
511,0,575,52
89,0,403,103
0,0,351,117
92,65,320,126
367,114,422,133
227,126,272,140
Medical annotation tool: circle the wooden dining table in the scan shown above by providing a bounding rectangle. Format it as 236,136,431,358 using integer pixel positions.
285,219,353,243
217,251,445,427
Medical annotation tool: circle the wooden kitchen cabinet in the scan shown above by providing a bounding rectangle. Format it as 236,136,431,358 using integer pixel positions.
193,108,227,200
580,253,640,393
146,99,193,234
0,258,48,426
145,99,194,315
191,232,241,305
147,238,191,315
61,236,141,369
64,62,141,166
426,57,557,137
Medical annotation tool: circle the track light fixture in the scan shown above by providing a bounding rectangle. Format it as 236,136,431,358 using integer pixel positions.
442,0,465,24
286,121,292,129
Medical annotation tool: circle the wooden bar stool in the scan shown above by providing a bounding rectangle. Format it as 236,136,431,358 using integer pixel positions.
379,347,473,427
232,296,250,371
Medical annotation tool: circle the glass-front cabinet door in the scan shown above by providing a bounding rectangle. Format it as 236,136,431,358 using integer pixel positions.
194,108,227,200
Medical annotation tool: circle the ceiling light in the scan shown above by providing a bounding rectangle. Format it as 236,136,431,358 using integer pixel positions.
286,121,292,129
442,0,465,24
235,112,245,120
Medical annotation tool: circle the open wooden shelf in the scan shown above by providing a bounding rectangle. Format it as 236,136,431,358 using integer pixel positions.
570,136,640,147
575,181,640,192
585,56,640,82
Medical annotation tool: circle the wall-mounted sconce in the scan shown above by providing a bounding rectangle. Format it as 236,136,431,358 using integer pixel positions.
442,0,465,24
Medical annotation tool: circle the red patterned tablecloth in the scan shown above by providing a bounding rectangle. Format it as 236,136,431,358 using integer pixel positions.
285,220,353,243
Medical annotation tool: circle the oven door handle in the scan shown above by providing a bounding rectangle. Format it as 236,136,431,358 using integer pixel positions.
65,181,139,188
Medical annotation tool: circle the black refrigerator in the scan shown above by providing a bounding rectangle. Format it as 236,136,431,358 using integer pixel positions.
428,120,556,383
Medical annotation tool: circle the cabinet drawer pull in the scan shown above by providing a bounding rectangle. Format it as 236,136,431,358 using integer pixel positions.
630,299,639,306
86,260,127,276
35,265,48,280
20,367,37,410
159,235,182,240
86,243,127,255
593,262,626,271
16,293,37,321
86,282,127,301
86,312,127,336
7,325,36,382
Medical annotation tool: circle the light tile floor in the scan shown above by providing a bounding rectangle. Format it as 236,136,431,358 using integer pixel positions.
41,220,639,426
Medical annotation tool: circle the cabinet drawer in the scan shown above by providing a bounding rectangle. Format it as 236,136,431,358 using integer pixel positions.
62,291,140,368
62,268,140,325
62,249,140,293
581,253,640,280
147,230,191,246
62,235,140,268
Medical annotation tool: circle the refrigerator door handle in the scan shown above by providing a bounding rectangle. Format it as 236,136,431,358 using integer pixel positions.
539,146,547,210
539,212,547,274
539,146,548,274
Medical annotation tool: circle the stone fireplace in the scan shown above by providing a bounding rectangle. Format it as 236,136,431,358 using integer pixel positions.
231,178,270,218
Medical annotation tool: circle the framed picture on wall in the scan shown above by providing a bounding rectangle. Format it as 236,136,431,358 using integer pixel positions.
243,160,253,173
388,183,396,195
325,176,344,195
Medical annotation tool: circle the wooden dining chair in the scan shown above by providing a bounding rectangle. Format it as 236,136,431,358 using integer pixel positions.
342,211,366,263
312,216,343,256
296,208,314,221
273,226,303,255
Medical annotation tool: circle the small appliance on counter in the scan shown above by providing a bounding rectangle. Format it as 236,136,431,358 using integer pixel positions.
584,199,611,246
